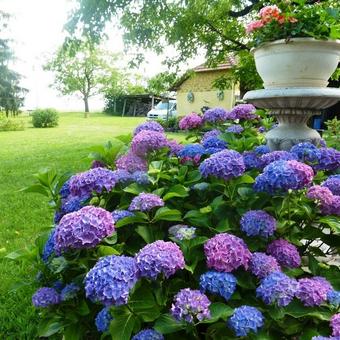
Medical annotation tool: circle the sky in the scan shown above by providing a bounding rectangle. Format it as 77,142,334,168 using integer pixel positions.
0,0,204,111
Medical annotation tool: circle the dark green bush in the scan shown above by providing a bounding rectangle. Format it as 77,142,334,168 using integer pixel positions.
32,108,59,128
0,114,25,131
156,116,181,132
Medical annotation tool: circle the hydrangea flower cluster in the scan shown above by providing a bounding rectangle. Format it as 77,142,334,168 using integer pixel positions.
168,224,196,240
95,307,113,332
111,209,134,223
226,124,244,134
32,287,60,307
202,129,221,142
54,206,114,253
179,112,203,130
290,142,321,164
60,283,80,301
131,171,150,185
201,136,227,151
328,290,340,307
227,306,264,337
307,185,334,205
331,313,340,336
131,130,168,156
59,179,71,198
85,255,139,306
254,160,314,194
320,196,340,216
199,150,245,180
204,233,251,272
240,210,276,237
171,288,211,323
60,194,89,216
254,145,270,155
69,168,117,196
296,277,332,306
323,175,340,196
167,139,183,156
249,252,281,279
115,152,148,172
256,271,298,306
135,241,185,279
243,151,263,170
177,143,206,162
199,271,237,300
42,229,56,263
227,104,258,120
132,329,164,340
129,193,164,211
267,239,301,268
134,121,164,136
314,148,340,172
260,150,296,168
203,107,228,123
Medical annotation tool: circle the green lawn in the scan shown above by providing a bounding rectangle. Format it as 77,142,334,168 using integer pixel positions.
0,112,146,338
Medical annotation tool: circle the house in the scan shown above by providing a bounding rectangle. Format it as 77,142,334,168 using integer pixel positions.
170,60,238,116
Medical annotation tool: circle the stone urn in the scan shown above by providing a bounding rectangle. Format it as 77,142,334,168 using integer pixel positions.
244,38,340,150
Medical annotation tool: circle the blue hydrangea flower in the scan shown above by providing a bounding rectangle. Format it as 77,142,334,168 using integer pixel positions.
243,151,263,170
314,147,340,172
59,179,71,198
240,210,276,238
52,280,64,292
132,329,164,340
256,271,298,306
199,271,237,301
226,124,244,134
95,307,113,333
203,107,228,123
249,252,281,279
168,225,196,240
202,136,227,150
227,306,264,337
132,171,150,185
60,283,80,301
260,151,297,168
32,287,60,308
112,210,134,223
254,145,270,155
85,255,139,306
290,142,321,164
42,229,56,263
178,144,206,158
328,291,340,307
312,336,340,340
202,129,221,142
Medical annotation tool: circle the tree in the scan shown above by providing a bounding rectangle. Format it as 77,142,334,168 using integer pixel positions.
0,11,27,116
147,71,177,96
44,39,121,117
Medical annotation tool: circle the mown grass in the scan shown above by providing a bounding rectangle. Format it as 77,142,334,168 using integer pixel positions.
0,112,147,338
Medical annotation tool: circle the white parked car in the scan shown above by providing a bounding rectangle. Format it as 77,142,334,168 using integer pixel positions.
147,100,177,120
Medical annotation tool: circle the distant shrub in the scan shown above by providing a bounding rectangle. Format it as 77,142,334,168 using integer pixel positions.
0,114,25,131
156,116,181,132
32,108,59,128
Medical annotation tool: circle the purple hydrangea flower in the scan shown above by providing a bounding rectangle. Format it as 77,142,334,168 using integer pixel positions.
254,145,270,155
59,179,71,198
226,124,244,134
42,229,56,263
115,152,148,173
60,283,80,301
323,175,340,196
132,329,164,340
256,271,298,306
168,224,196,240
91,160,106,168
54,206,115,254
267,239,301,268
167,139,183,156
204,233,251,272
54,194,90,223
131,171,150,185
199,271,237,300
240,210,276,238
135,240,185,279
331,314,340,336
320,195,340,216
95,307,113,332
178,144,206,159
296,277,333,306
254,160,314,194
202,136,227,150
131,130,168,156
134,121,164,136
85,255,139,306
243,151,263,170
129,193,164,212
260,151,296,168
199,150,245,180
328,291,340,307
227,306,264,337
111,169,133,184
112,210,134,223
171,288,211,323
315,148,340,172
69,168,117,197
312,336,340,340
32,287,60,307
290,142,321,164
307,185,334,205
203,107,228,123
179,112,203,130
202,129,221,142
249,252,281,279
227,104,258,120
319,138,327,147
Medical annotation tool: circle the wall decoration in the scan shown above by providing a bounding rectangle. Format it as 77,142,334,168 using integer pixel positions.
187,90,194,103
217,90,224,101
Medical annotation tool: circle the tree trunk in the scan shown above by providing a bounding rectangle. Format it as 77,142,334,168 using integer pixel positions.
84,97,89,118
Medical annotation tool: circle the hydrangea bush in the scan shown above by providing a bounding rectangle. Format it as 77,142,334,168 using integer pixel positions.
12,105,340,339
